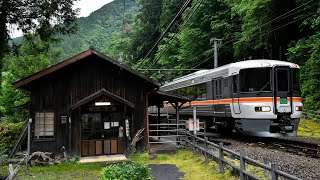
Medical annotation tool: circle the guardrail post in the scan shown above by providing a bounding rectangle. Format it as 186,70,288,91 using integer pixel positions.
193,133,196,155
240,152,246,180
219,142,224,174
204,137,208,164
185,130,188,149
271,163,279,180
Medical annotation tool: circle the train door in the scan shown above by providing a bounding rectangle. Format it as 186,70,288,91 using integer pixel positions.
273,66,292,114
232,75,241,114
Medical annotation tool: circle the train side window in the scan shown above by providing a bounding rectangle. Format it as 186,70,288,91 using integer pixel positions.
233,75,237,93
215,79,222,99
223,78,229,98
206,81,213,99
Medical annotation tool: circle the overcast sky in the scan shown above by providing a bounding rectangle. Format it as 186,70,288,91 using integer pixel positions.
10,0,114,38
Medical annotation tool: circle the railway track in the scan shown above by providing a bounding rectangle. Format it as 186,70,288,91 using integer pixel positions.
259,138,320,159
226,134,320,159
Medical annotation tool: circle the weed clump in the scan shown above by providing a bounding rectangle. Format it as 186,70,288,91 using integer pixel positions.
100,162,152,180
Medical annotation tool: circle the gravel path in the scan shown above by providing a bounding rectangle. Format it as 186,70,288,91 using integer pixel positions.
219,138,320,180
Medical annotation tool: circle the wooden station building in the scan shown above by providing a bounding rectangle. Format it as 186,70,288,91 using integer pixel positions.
12,49,189,158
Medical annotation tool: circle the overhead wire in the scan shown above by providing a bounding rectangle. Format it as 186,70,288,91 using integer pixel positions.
136,0,192,69
220,0,318,47
191,11,318,68
144,0,204,71
149,0,315,71
134,1,190,65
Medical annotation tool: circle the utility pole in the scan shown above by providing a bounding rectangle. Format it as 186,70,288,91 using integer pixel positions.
210,38,222,68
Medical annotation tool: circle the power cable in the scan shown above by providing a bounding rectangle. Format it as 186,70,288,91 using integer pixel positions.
191,11,317,68
135,1,190,63
221,0,318,47
136,0,192,68
149,0,315,71
145,0,204,70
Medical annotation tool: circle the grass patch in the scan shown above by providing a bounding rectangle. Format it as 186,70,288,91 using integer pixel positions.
0,150,236,180
298,118,320,138
130,149,236,180
0,162,103,180
225,156,270,180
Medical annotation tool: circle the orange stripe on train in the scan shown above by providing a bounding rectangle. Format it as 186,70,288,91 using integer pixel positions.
164,97,302,106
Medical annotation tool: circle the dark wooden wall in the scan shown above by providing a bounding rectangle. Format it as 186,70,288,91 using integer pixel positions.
28,55,155,155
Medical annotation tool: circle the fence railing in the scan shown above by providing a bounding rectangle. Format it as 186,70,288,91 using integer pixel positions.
185,132,302,180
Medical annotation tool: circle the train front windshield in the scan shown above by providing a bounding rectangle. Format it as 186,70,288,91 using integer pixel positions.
240,68,271,93
292,69,300,92
240,67,301,93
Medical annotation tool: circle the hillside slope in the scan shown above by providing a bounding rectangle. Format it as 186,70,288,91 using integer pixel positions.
57,0,138,60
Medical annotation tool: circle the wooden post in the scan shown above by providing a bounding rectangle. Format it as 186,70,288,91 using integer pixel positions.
219,142,224,174
157,105,160,139
8,164,19,180
69,116,72,154
27,118,31,156
185,130,188,149
176,100,179,145
204,137,208,164
240,152,246,180
264,158,270,178
271,163,279,180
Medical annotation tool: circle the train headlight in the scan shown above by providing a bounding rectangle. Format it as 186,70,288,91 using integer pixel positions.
255,106,271,112
295,106,302,111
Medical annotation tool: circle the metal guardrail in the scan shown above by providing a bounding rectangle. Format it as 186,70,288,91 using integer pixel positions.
185,132,302,180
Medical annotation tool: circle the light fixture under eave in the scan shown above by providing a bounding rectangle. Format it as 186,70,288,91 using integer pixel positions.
95,102,111,106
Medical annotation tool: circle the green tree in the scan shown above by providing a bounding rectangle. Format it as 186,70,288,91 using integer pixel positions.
130,0,163,62
0,35,59,122
149,0,239,81
288,0,320,110
0,0,78,69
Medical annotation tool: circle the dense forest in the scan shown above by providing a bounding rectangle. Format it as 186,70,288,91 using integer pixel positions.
0,0,319,122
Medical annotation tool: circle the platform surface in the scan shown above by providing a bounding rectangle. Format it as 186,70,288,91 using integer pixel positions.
79,154,127,163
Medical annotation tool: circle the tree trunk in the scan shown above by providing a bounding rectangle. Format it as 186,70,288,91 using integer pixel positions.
0,1,9,70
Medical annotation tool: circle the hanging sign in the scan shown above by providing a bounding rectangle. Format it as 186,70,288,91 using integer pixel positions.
188,118,200,131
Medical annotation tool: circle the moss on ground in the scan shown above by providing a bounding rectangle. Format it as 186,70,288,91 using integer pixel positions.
0,150,236,180
0,162,103,180
226,157,270,180
130,149,236,180
298,118,320,138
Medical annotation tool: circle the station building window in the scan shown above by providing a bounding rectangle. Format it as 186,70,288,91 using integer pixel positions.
34,111,55,139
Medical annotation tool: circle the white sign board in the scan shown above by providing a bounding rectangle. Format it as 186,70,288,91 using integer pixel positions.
188,118,200,131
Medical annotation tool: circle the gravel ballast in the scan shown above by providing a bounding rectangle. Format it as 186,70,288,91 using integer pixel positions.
215,137,320,180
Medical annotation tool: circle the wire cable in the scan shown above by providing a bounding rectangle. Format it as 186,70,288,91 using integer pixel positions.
137,0,192,68
144,0,204,70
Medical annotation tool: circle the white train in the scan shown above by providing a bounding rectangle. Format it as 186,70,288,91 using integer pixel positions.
159,60,303,137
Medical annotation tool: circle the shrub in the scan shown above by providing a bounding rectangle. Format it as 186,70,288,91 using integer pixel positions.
0,122,25,156
100,162,153,180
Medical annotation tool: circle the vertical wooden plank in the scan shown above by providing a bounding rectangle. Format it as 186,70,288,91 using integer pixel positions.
104,140,111,154
111,139,117,154
96,141,102,155
117,139,124,154
89,141,95,156
81,141,88,157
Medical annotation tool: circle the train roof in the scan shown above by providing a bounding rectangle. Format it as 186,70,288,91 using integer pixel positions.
161,59,300,91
